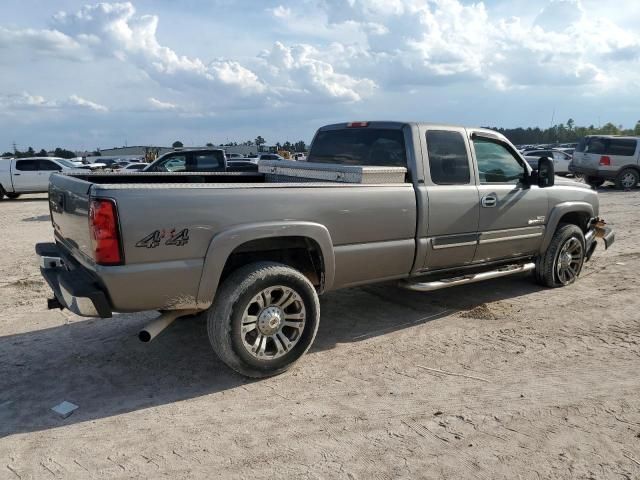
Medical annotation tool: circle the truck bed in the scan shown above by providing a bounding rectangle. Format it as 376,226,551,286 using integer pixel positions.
49,170,417,312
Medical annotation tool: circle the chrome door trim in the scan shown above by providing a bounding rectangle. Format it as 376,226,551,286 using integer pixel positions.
432,240,478,250
479,232,543,245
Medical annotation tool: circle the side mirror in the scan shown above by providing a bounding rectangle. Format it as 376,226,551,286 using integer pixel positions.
536,156,555,188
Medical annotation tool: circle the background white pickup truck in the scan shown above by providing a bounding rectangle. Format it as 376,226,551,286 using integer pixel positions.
0,157,87,199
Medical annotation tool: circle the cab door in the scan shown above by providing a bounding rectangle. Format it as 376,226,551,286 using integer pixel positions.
420,127,480,270
12,160,40,191
470,133,548,263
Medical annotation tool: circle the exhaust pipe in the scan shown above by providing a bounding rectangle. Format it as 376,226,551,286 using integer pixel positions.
139,309,199,343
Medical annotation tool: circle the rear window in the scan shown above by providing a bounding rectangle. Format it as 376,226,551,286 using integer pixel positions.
308,128,407,167
15,160,38,171
607,139,637,156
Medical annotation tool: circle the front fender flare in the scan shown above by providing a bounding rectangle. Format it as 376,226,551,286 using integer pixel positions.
196,221,335,309
540,201,594,253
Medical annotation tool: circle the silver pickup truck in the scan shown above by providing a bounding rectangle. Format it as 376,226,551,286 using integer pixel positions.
37,122,615,377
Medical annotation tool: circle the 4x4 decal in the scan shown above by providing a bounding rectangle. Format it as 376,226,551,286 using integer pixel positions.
136,229,189,248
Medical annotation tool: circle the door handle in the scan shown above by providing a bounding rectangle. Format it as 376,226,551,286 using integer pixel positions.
481,194,497,208
13,173,20,176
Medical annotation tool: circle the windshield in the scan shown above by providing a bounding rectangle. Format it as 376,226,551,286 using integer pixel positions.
56,159,78,168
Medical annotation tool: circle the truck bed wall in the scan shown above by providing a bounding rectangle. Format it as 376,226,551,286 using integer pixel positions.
92,183,417,311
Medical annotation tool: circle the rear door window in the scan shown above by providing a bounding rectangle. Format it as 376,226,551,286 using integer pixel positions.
193,152,223,171
426,130,470,185
15,160,38,171
308,128,407,167
586,138,607,155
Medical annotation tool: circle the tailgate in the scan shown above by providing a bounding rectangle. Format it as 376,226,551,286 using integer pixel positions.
49,173,94,263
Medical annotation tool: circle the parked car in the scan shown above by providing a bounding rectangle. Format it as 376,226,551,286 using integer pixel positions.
0,157,88,199
571,135,640,189
145,148,226,172
257,153,285,161
292,153,307,161
226,153,244,160
145,148,258,173
523,149,572,175
37,121,614,378
121,163,148,171
96,158,125,170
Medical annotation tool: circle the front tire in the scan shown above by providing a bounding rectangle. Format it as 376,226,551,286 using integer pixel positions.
5,193,20,199
614,168,639,190
207,262,320,378
535,224,586,288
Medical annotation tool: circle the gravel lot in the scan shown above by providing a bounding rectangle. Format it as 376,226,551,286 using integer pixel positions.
1,189,639,479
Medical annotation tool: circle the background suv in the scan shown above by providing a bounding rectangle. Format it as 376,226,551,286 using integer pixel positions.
572,135,640,189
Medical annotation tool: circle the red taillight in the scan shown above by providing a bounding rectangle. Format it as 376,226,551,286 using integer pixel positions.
347,121,369,128
89,199,122,265
599,155,611,166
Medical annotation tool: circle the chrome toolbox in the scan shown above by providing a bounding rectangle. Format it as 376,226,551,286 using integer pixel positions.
258,160,407,184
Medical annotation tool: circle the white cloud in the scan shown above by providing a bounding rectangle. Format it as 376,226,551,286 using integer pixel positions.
148,97,177,110
50,2,268,97
275,0,640,91
0,92,107,113
0,26,89,60
66,94,108,112
0,2,378,109
259,42,376,103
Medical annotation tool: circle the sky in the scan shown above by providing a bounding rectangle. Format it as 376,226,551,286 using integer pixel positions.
1,0,639,151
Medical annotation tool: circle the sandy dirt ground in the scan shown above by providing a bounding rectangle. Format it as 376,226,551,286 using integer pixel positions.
1,189,639,479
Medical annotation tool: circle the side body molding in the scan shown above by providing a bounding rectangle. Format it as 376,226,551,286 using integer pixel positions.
540,201,594,253
196,221,335,309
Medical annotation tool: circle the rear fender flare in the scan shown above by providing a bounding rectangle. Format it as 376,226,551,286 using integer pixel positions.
540,202,594,253
196,221,335,309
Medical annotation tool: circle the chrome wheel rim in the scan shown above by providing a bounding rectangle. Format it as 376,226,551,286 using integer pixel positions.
240,285,306,360
556,237,583,285
621,172,637,189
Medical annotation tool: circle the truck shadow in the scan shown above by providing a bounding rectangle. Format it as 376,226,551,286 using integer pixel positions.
0,274,542,437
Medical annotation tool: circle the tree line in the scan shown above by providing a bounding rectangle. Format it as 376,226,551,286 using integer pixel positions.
175,137,308,153
6,121,639,160
2,147,81,159
487,119,640,146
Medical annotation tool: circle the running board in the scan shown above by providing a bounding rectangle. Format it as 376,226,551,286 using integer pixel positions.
399,262,536,292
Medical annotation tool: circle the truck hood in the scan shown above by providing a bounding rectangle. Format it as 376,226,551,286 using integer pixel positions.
554,176,592,190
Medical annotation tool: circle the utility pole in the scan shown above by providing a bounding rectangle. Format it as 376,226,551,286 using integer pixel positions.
12,141,17,154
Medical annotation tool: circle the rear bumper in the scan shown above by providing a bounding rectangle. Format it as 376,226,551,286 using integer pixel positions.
36,242,112,318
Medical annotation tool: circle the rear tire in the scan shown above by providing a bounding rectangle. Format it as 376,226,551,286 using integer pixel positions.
535,224,586,288
0,185,5,200
5,193,20,199
207,261,320,378
614,168,639,190
584,176,604,189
